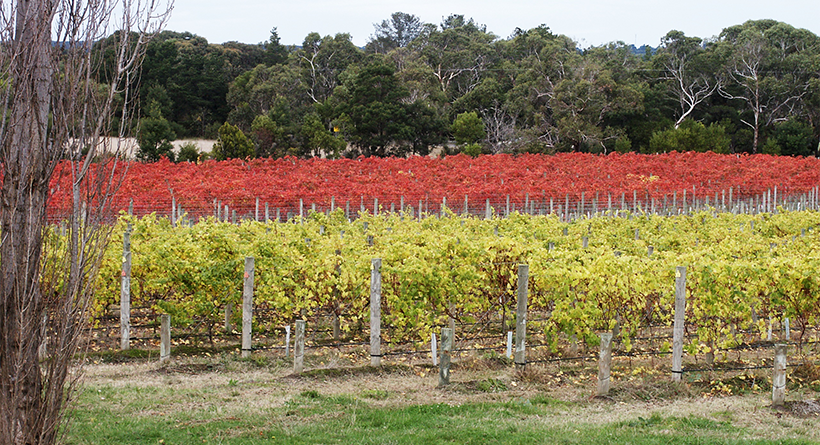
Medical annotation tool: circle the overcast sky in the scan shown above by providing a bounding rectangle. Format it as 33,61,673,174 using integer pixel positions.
165,0,820,48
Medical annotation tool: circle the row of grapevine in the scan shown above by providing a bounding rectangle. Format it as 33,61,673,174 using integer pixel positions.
44,153,820,221
91,209,820,355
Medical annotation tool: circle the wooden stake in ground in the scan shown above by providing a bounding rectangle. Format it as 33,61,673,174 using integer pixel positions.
672,266,686,381
370,258,382,367
242,257,255,358
120,220,132,350
285,325,291,358
294,320,305,374
224,302,233,334
431,333,438,366
597,333,613,396
515,264,529,370
160,314,171,364
773,344,787,407
439,328,453,386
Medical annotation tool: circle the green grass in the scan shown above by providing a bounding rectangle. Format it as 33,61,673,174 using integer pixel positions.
64,383,815,445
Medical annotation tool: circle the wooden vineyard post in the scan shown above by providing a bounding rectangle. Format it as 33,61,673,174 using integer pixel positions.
160,314,171,364
225,302,233,333
597,332,613,396
370,258,382,367
563,194,569,221
672,266,686,381
773,344,787,407
580,191,585,216
285,325,291,357
333,250,342,342
768,316,773,341
439,327,453,386
241,257,255,358
120,217,132,350
774,186,778,212
431,333,437,366
515,264,529,370
524,193,530,215
784,318,790,340
332,314,340,342
294,320,305,374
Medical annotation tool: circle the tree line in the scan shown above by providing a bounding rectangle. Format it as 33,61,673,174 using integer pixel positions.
93,14,820,161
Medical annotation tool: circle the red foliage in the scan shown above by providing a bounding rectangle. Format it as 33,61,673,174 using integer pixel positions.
44,152,820,220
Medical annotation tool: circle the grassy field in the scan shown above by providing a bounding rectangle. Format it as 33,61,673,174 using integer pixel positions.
62,349,820,445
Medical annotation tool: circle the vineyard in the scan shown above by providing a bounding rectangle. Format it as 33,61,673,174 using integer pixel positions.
46,152,820,222
47,151,819,400
86,207,820,367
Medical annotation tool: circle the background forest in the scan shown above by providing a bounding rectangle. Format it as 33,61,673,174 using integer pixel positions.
93,13,820,161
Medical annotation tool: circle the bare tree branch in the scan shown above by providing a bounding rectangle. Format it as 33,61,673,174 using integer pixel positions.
0,1,171,444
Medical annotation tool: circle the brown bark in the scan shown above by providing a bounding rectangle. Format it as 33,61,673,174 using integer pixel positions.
0,1,171,443
0,1,59,444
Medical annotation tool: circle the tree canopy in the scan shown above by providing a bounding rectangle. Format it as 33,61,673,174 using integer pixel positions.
97,17,820,159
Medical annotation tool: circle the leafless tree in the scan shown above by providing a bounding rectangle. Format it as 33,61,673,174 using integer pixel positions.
0,1,171,444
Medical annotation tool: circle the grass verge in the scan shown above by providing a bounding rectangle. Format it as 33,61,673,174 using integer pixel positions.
65,359,818,445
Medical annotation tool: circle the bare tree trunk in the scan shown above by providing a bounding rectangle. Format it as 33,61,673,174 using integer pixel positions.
0,1,171,444
0,2,57,443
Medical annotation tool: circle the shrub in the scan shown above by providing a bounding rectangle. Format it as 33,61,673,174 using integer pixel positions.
212,122,254,160
176,142,200,163
451,112,486,145
647,120,730,154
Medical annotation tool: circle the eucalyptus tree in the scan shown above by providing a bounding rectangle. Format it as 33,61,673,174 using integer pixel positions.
226,63,308,132
368,12,426,53
296,32,364,104
717,20,820,152
655,30,722,128
502,26,579,151
411,15,498,101
389,47,445,103
550,56,644,153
